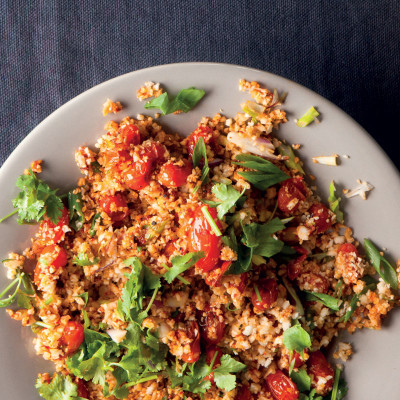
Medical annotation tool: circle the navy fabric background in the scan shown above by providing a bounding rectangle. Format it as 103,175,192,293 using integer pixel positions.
0,0,399,169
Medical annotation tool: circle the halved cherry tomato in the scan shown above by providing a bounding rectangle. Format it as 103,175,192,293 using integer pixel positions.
103,147,131,170
34,244,68,286
252,279,278,312
76,379,90,399
308,203,333,234
285,350,307,370
118,124,142,146
235,385,253,400
158,159,192,188
267,370,299,400
338,243,358,256
307,351,334,394
100,193,129,222
61,321,84,355
288,248,308,280
278,178,307,214
205,345,222,383
234,272,249,293
300,273,330,293
180,321,201,363
164,240,180,259
187,126,220,158
38,207,70,245
199,305,225,345
205,260,232,287
189,205,222,272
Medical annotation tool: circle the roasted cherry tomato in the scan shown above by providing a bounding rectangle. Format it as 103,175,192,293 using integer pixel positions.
307,351,334,394
118,124,142,146
300,273,330,294
308,203,333,234
285,350,307,370
180,321,201,363
103,147,131,170
61,321,85,355
199,305,225,345
164,240,180,259
76,379,90,399
251,279,278,312
158,159,192,188
338,243,358,256
123,142,166,190
235,385,253,400
38,207,70,245
188,205,222,272
39,245,68,270
187,126,220,158
288,247,308,280
267,370,299,400
100,193,129,222
278,178,307,214
235,272,249,293
205,345,222,383
205,260,232,287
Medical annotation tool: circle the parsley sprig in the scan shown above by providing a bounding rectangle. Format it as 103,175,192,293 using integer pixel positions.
35,374,82,400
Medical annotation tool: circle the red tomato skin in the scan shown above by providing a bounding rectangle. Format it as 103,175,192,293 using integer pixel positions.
158,160,192,188
180,321,201,363
235,272,249,293
100,193,129,222
76,379,90,399
205,260,232,287
62,321,85,355
267,370,299,400
288,254,307,280
118,124,142,146
278,178,307,214
38,207,70,245
307,351,334,392
103,147,131,170
308,203,333,234
284,350,307,370
199,305,225,345
251,279,279,312
40,245,68,269
338,243,358,256
187,126,219,158
235,385,253,400
189,206,222,272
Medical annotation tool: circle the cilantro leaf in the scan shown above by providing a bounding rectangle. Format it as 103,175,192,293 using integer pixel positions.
35,374,80,400
364,238,398,290
277,143,305,175
233,154,289,190
0,271,32,308
328,181,344,223
205,183,245,219
9,169,64,224
163,251,204,284
73,253,99,267
291,369,311,392
282,324,311,355
304,291,341,311
213,354,247,391
68,190,85,231
144,87,205,115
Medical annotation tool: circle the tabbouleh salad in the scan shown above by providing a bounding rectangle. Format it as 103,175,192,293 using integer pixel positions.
0,79,399,400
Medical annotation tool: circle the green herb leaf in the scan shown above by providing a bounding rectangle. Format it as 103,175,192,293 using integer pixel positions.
234,154,289,190
90,213,101,237
364,239,398,290
282,277,304,316
73,253,99,267
277,143,305,175
35,374,80,400
0,271,25,308
75,292,89,306
207,183,245,219
213,354,247,391
304,291,341,311
296,106,319,128
7,169,64,225
328,181,344,223
192,137,210,191
144,87,205,115
283,324,311,355
163,252,204,284
68,190,85,231
291,369,311,392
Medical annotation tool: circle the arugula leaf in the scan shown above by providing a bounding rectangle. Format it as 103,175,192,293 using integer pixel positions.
90,213,101,237
277,143,305,175
283,324,311,356
163,252,204,284
233,154,289,190
291,369,311,392
205,183,245,219
68,190,85,231
328,181,344,223
7,169,64,224
73,253,99,267
364,239,398,290
144,87,205,115
35,374,80,400
304,291,341,311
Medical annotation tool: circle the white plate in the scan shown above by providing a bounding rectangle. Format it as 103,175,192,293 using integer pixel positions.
1,63,399,399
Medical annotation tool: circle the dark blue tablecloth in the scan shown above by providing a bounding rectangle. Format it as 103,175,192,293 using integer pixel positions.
1,0,399,169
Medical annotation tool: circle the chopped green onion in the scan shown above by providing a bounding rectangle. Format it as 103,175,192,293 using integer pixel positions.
330,367,341,400
254,285,262,302
201,206,222,237
0,209,18,223
226,302,238,312
296,106,319,128
251,254,265,266
44,296,53,306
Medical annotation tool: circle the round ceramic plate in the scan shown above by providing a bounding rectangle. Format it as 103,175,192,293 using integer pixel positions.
1,63,399,399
